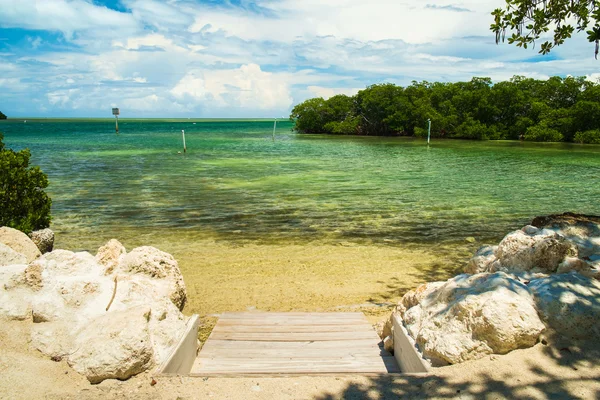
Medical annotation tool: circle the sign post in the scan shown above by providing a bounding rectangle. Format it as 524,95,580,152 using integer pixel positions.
427,118,431,145
112,108,120,134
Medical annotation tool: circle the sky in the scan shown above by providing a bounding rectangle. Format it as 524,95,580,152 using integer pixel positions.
0,0,599,118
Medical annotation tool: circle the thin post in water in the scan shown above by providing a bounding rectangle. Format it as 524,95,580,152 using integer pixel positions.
112,108,120,134
272,119,277,142
181,129,187,153
427,118,431,145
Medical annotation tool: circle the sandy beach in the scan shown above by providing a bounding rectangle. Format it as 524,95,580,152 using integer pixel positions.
2,317,599,399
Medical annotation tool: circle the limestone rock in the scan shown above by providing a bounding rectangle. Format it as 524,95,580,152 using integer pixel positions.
67,306,154,384
118,246,186,310
0,265,32,320
529,272,600,339
23,263,44,291
96,239,126,275
147,299,188,364
0,227,41,263
29,228,54,254
557,257,600,279
395,281,445,318
465,245,497,274
403,272,545,366
0,243,27,266
495,230,574,273
31,321,75,360
33,250,102,279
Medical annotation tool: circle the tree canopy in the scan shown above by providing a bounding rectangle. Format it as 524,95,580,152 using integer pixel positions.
0,132,52,233
0,111,6,120
290,75,600,144
491,0,600,58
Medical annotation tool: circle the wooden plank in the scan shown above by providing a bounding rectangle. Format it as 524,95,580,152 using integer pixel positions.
209,331,378,341
220,312,364,319
201,339,381,350
192,312,401,375
211,324,376,333
156,315,200,375
192,357,400,374
198,347,391,358
392,314,430,374
218,318,368,326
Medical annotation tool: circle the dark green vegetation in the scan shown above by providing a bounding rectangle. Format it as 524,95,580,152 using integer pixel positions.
0,111,6,120
492,0,600,57
290,76,600,143
0,132,52,233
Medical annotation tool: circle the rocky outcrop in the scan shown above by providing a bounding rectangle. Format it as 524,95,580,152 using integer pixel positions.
0,243,27,266
117,246,187,310
494,229,575,274
529,272,600,339
29,228,54,254
401,273,545,366
465,219,600,277
96,239,126,275
0,227,41,263
0,238,192,384
67,306,154,384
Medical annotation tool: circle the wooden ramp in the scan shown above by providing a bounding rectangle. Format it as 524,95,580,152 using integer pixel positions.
191,312,400,375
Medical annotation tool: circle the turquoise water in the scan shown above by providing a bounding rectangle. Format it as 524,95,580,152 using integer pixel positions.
1,119,599,251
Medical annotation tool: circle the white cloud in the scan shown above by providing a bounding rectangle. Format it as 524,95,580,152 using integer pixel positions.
172,64,293,111
0,0,138,38
307,86,361,99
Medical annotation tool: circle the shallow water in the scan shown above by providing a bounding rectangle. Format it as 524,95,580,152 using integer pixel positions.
2,119,600,252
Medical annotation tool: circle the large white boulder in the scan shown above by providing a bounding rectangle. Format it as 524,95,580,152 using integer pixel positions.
29,228,54,254
0,227,41,263
96,239,126,275
0,243,27,266
402,272,545,366
67,306,154,383
0,264,33,320
494,229,574,273
529,272,600,339
116,246,187,310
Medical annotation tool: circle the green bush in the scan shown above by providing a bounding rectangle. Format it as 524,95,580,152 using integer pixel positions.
524,125,564,142
574,129,600,144
0,132,52,233
0,111,6,120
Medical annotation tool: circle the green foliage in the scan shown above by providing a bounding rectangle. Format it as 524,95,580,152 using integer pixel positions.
574,129,600,144
0,132,52,233
290,75,600,143
525,125,564,142
491,0,600,57
0,111,6,120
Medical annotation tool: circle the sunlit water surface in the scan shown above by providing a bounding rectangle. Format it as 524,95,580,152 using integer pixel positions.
2,119,599,254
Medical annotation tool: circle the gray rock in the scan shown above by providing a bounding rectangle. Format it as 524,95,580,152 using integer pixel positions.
529,272,600,339
29,228,54,254
0,227,41,263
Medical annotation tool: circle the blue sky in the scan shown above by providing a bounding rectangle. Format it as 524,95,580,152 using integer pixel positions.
0,0,598,118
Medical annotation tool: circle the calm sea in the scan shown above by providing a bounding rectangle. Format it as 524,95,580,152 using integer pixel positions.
1,118,599,252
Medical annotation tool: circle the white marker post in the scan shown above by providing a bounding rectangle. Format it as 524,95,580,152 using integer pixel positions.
181,130,187,153
272,119,277,142
427,118,431,145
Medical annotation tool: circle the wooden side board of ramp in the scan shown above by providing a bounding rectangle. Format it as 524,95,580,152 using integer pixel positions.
191,312,401,375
